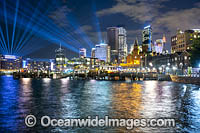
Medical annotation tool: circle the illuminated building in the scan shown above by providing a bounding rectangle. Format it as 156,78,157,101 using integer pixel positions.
107,26,127,63
146,51,190,74
162,34,167,53
95,43,110,63
0,55,22,70
110,50,118,64
118,27,128,63
171,29,200,53
142,25,152,51
126,39,144,67
67,57,101,69
107,27,119,51
153,39,164,54
24,58,52,71
55,45,68,72
79,48,87,58
91,48,96,58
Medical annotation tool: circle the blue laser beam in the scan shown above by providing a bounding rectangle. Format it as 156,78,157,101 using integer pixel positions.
0,26,8,53
0,37,6,53
0,0,88,55
3,0,10,53
20,0,84,48
11,0,19,54
92,2,102,43
66,13,94,48
3,0,83,52
14,0,44,53
13,6,82,53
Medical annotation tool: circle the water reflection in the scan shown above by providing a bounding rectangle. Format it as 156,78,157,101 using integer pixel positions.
0,76,199,132
0,76,19,132
111,83,142,118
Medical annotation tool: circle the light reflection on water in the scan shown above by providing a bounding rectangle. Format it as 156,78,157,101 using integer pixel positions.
0,76,200,132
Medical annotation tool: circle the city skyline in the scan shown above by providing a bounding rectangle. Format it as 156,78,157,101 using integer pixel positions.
0,1,200,132
0,0,200,59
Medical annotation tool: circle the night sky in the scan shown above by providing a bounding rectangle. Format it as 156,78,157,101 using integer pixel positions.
0,0,200,59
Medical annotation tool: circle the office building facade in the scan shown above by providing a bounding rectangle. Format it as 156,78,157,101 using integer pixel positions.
142,25,152,51
55,46,67,71
95,43,110,63
171,29,200,53
107,26,127,63
118,27,128,63
0,55,22,70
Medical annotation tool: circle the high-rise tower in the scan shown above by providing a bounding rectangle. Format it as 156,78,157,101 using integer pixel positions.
142,25,152,52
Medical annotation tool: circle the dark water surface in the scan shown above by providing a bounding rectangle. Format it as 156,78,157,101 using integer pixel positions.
0,75,200,132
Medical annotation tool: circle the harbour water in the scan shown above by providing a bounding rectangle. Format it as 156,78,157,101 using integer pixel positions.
0,75,200,132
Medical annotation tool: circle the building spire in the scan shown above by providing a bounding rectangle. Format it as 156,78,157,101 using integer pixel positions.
134,38,138,46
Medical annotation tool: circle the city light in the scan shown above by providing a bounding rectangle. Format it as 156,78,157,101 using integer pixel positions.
172,66,177,70
144,25,151,29
149,62,153,67
22,60,27,68
4,55,17,59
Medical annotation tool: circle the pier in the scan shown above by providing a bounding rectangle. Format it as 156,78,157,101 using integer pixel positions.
13,71,171,81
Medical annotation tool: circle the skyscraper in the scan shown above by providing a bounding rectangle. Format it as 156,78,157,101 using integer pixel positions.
79,48,86,58
118,27,128,63
107,26,127,63
142,25,152,51
55,44,66,71
107,27,119,50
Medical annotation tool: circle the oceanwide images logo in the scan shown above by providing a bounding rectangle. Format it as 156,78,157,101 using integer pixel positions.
25,115,176,129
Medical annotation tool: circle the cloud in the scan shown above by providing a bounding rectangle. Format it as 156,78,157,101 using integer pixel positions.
153,7,200,34
48,6,71,27
97,0,167,23
80,25,93,32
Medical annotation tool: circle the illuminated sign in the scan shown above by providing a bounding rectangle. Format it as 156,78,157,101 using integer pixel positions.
4,55,17,59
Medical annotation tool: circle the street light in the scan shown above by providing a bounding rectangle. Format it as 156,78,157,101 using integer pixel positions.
149,62,153,67
172,66,177,70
